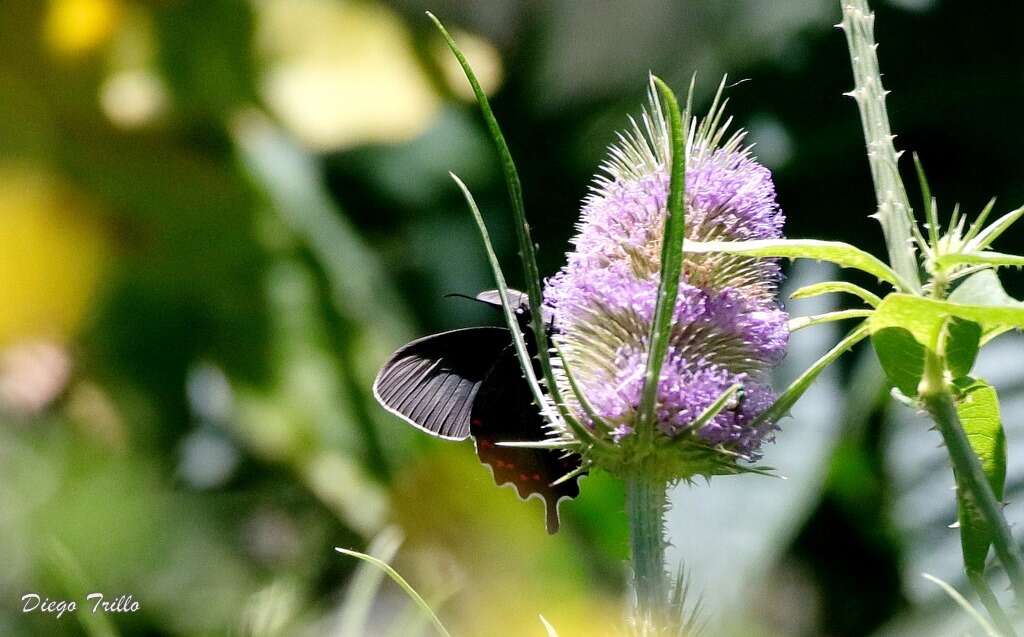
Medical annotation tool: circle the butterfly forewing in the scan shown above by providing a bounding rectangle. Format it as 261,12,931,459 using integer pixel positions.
373,327,512,440
470,346,584,533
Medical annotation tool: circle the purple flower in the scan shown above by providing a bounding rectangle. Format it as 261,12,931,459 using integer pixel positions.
545,93,789,463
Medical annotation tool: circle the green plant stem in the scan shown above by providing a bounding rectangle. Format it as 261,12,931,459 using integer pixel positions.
839,0,922,293
920,352,1024,607
968,571,1017,637
626,477,669,627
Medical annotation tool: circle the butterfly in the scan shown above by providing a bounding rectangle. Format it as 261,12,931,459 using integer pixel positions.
372,289,584,533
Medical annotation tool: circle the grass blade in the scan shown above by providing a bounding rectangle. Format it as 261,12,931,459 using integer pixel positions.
921,573,1000,637
338,527,404,637
335,547,454,637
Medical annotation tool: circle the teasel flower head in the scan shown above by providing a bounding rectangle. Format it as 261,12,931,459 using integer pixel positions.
544,80,789,481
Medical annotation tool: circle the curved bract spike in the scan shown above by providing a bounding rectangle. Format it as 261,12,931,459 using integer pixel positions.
636,76,688,447
449,172,605,448
427,13,567,417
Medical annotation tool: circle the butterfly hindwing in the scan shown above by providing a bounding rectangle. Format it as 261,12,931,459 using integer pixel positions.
470,346,585,534
373,327,512,440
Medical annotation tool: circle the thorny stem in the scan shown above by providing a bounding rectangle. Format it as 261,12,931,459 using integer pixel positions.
920,350,1024,609
839,0,922,293
841,0,1022,625
626,477,670,629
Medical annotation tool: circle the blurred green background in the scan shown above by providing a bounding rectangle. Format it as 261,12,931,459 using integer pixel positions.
3,1,1024,635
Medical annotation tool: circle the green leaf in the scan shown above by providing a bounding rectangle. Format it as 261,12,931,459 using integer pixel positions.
965,204,1024,252
637,76,687,444
871,327,925,397
788,308,874,332
951,379,1007,576
949,270,1020,307
754,322,870,426
683,239,913,292
937,251,1024,270
789,280,882,307
941,317,981,379
868,293,1024,349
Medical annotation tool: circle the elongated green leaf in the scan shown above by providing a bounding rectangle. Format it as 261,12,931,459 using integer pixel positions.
951,379,1007,577
451,174,600,446
921,573,1001,637
428,13,564,411
335,548,453,637
941,317,981,379
788,308,873,332
637,76,687,444
937,251,1024,270
683,239,913,291
789,280,882,307
754,322,870,426
965,205,1024,252
949,270,1021,307
912,154,939,253
871,327,925,397
869,293,1024,349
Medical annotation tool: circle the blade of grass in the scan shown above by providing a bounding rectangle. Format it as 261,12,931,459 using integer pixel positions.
921,573,1000,637
335,548,454,637
636,76,687,446
338,527,404,637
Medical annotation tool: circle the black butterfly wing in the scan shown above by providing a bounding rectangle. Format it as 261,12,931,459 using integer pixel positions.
373,327,512,440
470,346,584,533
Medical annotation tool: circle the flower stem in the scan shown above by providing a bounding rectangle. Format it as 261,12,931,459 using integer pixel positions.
839,0,922,293
626,476,669,628
920,351,1024,607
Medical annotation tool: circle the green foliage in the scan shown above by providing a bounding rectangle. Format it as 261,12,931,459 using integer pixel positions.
952,379,1007,575
871,327,924,397
683,238,912,291
789,280,882,307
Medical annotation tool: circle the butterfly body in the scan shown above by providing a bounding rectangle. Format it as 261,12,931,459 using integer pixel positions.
373,290,583,532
